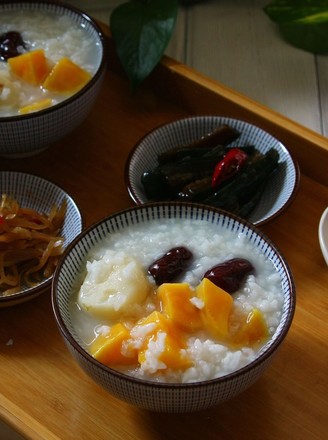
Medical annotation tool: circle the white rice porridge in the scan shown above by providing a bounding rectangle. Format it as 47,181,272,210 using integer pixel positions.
0,10,100,116
71,218,284,384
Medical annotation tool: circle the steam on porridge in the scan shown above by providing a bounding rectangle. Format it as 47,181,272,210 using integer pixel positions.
71,218,284,384
0,10,100,116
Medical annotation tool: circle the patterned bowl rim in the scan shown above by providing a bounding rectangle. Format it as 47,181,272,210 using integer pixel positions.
124,115,301,227
0,170,84,306
52,201,296,389
0,0,108,123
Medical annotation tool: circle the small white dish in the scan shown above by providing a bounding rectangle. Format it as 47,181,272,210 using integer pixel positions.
319,207,328,265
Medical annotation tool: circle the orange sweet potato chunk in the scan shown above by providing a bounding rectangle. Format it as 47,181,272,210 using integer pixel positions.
8,49,50,86
43,57,91,93
90,323,136,366
158,331,193,370
196,277,233,341
19,98,52,114
136,311,185,345
158,283,202,332
231,308,269,347
136,311,192,370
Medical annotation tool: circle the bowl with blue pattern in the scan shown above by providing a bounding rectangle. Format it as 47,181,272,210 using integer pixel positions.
0,171,83,307
52,202,296,412
0,0,107,158
125,116,300,226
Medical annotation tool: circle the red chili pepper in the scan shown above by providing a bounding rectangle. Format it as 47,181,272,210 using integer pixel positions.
211,147,248,188
0,216,6,231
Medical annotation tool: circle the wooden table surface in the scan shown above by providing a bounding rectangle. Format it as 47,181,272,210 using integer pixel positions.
1,33,328,440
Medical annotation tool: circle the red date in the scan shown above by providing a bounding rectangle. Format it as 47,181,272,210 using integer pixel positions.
203,258,254,293
0,31,27,62
148,246,193,285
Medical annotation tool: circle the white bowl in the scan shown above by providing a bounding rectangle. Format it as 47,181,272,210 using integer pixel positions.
0,171,83,307
0,1,107,157
125,116,300,226
52,202,296,412
319,207,328,265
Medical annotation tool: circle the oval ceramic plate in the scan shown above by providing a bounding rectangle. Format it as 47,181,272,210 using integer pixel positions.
0,171,83,307
125,116,300,226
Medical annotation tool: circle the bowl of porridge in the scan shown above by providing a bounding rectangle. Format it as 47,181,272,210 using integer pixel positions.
0,1,107,157
52,203,296,412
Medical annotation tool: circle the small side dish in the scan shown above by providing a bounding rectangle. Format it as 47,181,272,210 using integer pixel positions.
0,171,83,307
140,124,280,219
126,116,300,225
0,194,66,296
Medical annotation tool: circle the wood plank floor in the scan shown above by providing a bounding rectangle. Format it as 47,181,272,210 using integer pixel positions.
70,0,328,137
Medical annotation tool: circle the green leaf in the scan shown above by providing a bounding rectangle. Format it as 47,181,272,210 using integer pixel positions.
264,0,328,23
263,0,328,53
278,21,328,52
110,0,178,91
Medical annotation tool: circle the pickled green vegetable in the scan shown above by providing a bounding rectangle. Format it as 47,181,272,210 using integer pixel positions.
140,127,280,219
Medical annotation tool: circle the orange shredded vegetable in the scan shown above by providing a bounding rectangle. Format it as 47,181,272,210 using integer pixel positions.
0,194,66,296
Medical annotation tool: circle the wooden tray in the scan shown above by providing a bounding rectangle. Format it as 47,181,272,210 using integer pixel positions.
1,30,327,440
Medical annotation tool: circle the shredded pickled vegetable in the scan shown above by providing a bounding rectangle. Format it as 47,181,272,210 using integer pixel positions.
0,194,66,296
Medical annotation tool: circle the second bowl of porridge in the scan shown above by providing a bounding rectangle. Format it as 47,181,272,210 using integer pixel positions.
0,0,107,157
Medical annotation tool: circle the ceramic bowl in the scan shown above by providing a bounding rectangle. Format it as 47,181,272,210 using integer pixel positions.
319,207,328,265
52,202,296,412
0,0,107,157
125,116,300,226
0,171,83,307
